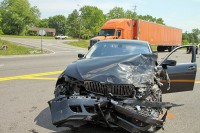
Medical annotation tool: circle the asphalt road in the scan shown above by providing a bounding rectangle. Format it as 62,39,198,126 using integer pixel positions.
0,38,199,133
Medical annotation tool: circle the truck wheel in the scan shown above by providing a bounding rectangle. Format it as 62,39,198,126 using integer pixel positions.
157,46,164,52
168,46,173,52
157,46,161,52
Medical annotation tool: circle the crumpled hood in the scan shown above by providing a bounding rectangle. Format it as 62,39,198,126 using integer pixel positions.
64,54,157,87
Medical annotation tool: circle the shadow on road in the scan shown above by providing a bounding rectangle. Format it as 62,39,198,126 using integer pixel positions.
34,107,66,132
34,107,128,133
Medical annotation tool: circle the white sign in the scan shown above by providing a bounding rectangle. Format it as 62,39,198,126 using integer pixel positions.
38,29,46,36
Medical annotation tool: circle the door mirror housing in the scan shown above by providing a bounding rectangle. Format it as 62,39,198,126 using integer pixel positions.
116,30,121,39
78,53,85,59
162,60,176,69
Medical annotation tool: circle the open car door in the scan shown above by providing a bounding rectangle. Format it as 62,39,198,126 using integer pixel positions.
159,46,197,93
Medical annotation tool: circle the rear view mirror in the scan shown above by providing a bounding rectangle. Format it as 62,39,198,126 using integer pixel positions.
162,60,176,69
78,53,85,58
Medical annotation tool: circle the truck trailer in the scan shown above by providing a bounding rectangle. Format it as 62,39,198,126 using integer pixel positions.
89,19,182,52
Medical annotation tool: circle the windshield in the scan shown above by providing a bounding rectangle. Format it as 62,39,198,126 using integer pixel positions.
99,29,115,36
86,41,151,58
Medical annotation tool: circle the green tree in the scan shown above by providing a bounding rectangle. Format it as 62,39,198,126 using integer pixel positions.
107,7,165,25
66,9,80,38
107,7,125,20
80,6,105,38
156,18,165,25
138,15,155,22
0,13,3,34
182,32,189,41
182,32,189,45
188,33,194,43
192,33,198,43
182,39,189,45
37,19,49,28
124,10,136,19
192,28,200,35
0,0,40,35
30,6,41,23
192,28,200,43
49,15,67,35
182,30,200,44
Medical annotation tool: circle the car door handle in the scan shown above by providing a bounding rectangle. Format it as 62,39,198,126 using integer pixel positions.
188,66,196,70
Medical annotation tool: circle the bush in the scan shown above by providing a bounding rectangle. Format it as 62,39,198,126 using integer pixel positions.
182,40,189,45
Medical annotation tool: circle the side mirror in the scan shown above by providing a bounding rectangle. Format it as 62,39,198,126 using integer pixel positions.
78,53,85,58
116,30,121,39
162,60,176,69
118,32,121,37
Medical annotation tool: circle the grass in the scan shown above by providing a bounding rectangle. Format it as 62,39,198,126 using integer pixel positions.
0,35,54,39
0,40,45,56
151,45,158,51
67,40,89,48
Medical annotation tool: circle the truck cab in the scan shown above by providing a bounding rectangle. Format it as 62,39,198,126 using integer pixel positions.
88,19,133,49
88,19,182,51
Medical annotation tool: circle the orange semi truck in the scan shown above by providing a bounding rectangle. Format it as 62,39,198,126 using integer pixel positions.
88,19,182,52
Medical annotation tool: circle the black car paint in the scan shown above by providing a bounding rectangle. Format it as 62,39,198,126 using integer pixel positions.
49,40,197,133
160,45,197,93
64,54,157,87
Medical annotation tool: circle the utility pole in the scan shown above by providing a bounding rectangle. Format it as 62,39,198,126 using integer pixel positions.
133,5,137,14
132,5,137,18
79,15,82,40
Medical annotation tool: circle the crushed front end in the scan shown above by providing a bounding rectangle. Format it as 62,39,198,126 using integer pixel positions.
48,54,177,133
49,95,174,132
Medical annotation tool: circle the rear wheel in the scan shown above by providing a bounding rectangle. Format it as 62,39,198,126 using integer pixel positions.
168,46,174,52
157,46,165,52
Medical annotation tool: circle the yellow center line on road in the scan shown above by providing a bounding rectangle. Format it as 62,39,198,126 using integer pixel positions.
0,70,200,83
21,77,57,80
0,71,62,82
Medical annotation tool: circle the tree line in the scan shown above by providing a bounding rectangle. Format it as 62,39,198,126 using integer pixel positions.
182,29,200,45
0,0,199,44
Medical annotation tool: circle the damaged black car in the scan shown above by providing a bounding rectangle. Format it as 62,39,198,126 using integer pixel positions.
48,40,197,133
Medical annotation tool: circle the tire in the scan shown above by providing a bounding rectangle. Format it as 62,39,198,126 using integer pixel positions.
168,46,173,52
157,46,161,52
157,46,165,52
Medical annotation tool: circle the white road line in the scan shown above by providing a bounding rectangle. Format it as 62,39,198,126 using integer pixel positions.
0,64,4,67
0,51,56,59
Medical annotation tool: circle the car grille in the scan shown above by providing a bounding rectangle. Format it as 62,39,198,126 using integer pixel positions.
84,81,134,96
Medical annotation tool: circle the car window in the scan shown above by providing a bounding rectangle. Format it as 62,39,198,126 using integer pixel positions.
86,42,151,58
165,47,193,64
99,29,115,36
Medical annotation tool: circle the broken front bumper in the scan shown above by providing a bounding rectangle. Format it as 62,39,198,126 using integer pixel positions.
48,95,172,133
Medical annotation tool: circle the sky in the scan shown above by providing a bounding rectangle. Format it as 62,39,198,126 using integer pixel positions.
14,0,200,32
